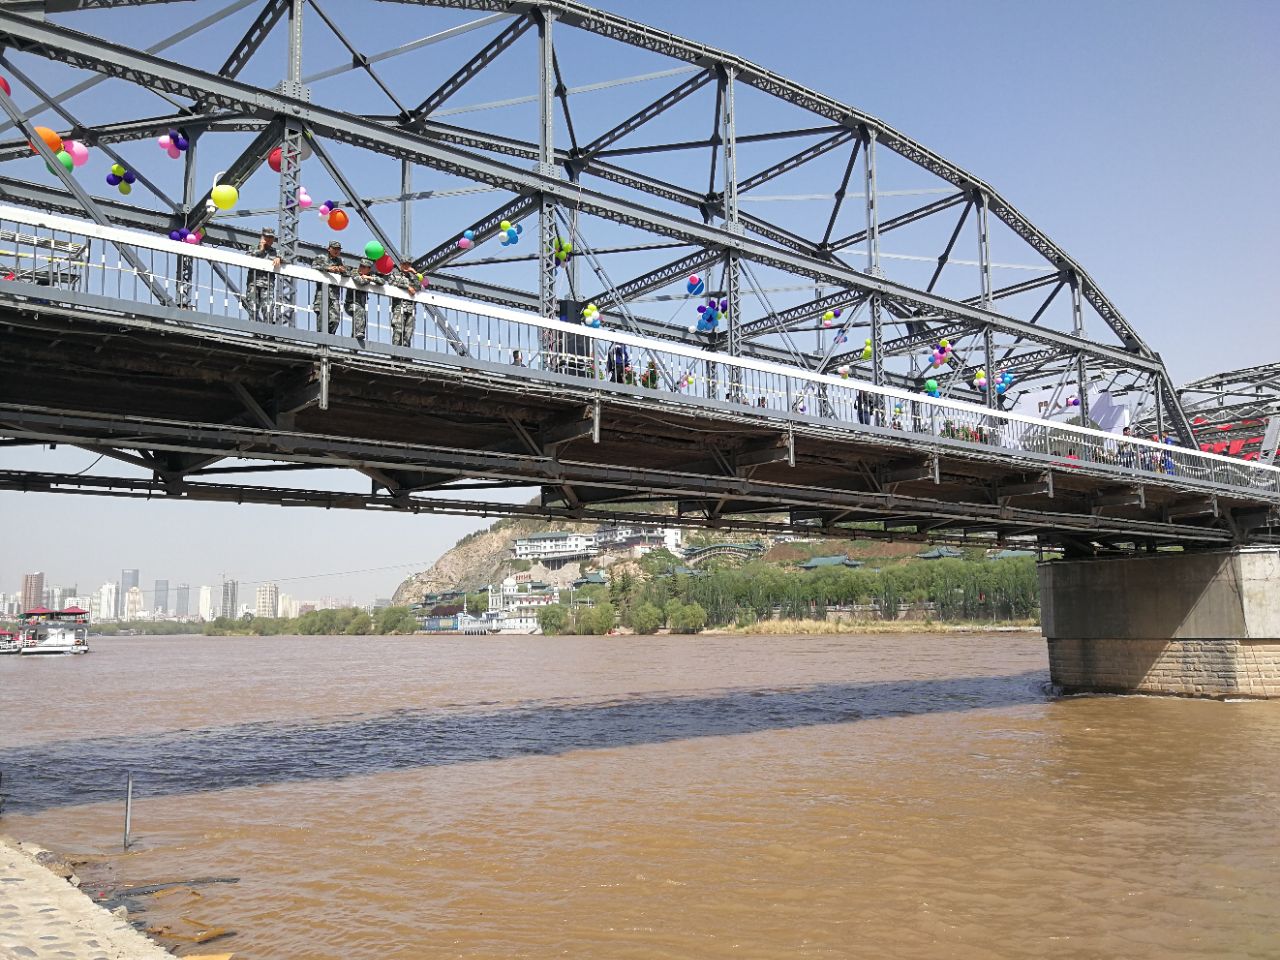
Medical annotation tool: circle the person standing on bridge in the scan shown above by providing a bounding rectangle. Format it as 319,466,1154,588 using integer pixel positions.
389,257,419,347
345,257,376,345
242,227,282,324
311,240,347,335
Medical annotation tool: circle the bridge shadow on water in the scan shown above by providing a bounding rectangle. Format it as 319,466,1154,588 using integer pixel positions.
1,671,1048,814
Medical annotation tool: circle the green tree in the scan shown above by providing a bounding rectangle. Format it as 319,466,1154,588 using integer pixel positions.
628,602,663,635
344,609,373,635
538,603,570,635
668,601,706,634
375,606,418,634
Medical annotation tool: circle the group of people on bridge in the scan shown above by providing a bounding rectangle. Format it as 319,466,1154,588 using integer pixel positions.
241,226,420,346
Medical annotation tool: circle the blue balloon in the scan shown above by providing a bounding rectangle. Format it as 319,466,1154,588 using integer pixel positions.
463,229,475,240
515,223,523,235
996,384,1006,394
105,173,121,186
122,171,136,184
169,230,181,241
507,227,518,241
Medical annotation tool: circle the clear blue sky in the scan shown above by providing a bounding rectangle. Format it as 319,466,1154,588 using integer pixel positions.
1,0,1276,603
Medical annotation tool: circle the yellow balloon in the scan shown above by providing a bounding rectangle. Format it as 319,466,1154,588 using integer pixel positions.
211,183,239,210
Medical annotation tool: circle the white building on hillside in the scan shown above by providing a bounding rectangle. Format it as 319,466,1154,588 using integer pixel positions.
512,530,597,562
486,576,561,633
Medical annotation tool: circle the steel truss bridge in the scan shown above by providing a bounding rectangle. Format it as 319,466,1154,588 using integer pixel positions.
0,0,1275,555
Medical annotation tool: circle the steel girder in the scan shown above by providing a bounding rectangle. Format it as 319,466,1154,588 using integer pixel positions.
0,4,1196,445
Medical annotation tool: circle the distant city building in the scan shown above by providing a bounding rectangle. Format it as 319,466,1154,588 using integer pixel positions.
45,585,76,611
512,531,597,563
278,593,298,619
198,585,214,621
96,582,118,622
0,593,12,617
64,595,93,615
124,585,145,621
484,576,561,633
298,602,316,615
119,569,139,618
175,583,190,619
20,572,44,613
220,580,238,620
255,582,280,619
372,597,392,610
153,579,169,617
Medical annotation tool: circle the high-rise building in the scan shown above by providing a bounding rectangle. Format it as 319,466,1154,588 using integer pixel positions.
255,582,280,619
198,585,214,622
153,579,169,617
119,569,139,617
220,580,238,620
278,593,298,619
175,584,190,619
97,582,118,622
20,572,44,613
124,585,145,621
47,585,76,611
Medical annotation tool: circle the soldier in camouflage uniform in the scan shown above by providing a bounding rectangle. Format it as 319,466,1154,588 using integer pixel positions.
344,257,376,344
311,240,346,334
389,256,419,347
242,227,282,323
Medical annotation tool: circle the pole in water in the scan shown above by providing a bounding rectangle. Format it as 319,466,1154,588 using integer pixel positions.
123,772,133,850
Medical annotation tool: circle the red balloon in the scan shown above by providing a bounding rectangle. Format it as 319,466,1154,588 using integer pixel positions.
328,209,349,231
0,77,10,98
267,147,282,173
375,254,394,275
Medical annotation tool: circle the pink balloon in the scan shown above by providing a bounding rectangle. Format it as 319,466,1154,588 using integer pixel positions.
298,194,312,208
183,233,200,245
457,237,472,250
157,135,171,149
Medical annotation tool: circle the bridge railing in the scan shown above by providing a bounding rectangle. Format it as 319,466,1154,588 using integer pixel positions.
1,203,1276,498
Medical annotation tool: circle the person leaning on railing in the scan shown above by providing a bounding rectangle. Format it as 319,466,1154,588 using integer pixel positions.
242,226,283,323
311,240,346,334
345,258,376,345
389,257,419,347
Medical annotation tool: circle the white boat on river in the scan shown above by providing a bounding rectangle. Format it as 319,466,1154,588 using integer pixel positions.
14,606,91,655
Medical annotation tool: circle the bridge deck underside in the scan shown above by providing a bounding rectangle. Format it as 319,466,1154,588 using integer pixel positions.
0,303,1273,551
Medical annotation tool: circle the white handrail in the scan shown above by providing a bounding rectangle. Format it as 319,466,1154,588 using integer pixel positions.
0,202,1274,482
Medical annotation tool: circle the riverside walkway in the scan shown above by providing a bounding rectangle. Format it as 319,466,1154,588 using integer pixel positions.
0,836,170,960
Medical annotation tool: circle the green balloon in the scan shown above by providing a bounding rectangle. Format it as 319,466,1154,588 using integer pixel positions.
55,150,74,172
924,379,938,391
364,240,384,261
110,163,125,176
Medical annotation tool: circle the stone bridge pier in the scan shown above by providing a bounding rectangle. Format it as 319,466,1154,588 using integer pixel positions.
1039,547,1280,698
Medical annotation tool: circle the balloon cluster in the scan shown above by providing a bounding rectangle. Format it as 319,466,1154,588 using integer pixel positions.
298,186,313,208
553,236,573,266
317,200,347,230
928,339,953,368
976,368,1016,395
30,127,83,176
156,129,189,160
860,338,873,361
686,274,705,296
457,229,475,251
924,378,941,398
363,240,395,274
498,219,522,247
835,364,851,379
581,302,602,328
105,162,136,195
167,227,203,246
821,307,843,328
693,297,728,333
893,403,905,418
1066,395,1081,407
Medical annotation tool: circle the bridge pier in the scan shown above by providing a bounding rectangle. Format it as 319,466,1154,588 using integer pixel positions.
1039,548,1280,699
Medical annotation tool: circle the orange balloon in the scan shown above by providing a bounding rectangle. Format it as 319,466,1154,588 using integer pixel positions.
29,126,62,156
328,208,349,231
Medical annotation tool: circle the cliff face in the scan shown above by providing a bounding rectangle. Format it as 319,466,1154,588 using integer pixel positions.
390,518,595,604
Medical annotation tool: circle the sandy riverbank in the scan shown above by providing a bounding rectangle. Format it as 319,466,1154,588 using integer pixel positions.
0,835,173,960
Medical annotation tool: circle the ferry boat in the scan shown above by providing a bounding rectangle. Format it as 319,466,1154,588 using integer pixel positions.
0,629,19,654
16,606,91,655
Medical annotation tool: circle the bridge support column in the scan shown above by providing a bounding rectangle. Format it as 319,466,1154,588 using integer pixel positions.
1039,548,1280,698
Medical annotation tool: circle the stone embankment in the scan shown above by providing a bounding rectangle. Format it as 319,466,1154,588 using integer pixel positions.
0,835,172,960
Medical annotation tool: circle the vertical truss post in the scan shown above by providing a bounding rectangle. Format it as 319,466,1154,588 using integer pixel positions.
177,128,200,307
537,8,558,319
1070,274,1090,422
1154,377,1166,441
977,190,996,408
400,159,412,255
864,127,884,389
721,65,743,399
275,0,306,325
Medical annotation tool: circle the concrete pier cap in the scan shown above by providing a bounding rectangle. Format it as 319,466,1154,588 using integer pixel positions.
1039,546,1280,699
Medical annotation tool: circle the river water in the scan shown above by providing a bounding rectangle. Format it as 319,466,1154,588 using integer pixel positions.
1,633,1277,959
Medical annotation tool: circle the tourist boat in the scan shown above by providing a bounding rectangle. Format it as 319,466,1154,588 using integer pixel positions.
16,606,91,655
0,629,20,654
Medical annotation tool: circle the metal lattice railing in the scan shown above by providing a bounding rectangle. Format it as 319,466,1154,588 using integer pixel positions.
1,203,1276,498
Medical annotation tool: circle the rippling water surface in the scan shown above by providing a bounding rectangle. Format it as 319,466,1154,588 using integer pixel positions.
1,633,1277,959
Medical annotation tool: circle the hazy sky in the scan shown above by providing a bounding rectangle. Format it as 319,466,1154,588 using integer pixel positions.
2,0,1276,602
